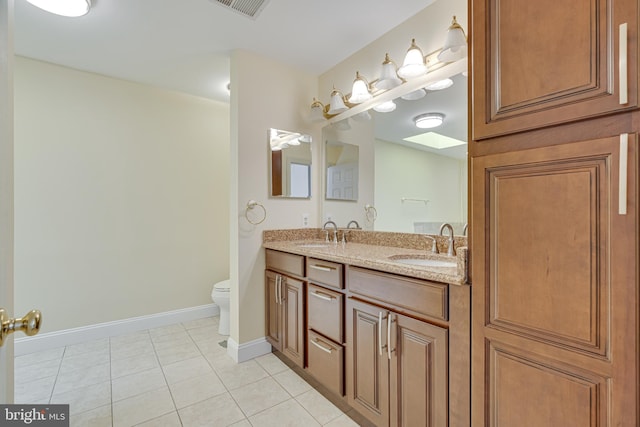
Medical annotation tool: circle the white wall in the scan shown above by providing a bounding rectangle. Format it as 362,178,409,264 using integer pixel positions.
13,57,230,332
374,139,465,232
230,50,319,347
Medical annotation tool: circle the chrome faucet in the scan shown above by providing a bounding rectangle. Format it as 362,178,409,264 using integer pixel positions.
346,220,361,229
462,223,468,236
424,235,438,254
439,223,455,256
323,220,338,243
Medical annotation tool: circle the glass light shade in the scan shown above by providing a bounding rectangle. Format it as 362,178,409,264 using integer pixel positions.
437,16,468,62
352,110,372,122
414,113,444,129
425,78,454,91
373,100,397,113
26,0,91,17
309,98,325,122
328,89,348,115
397,39,427,79
348,72,372,104
401,88,426,101
375,54,402,90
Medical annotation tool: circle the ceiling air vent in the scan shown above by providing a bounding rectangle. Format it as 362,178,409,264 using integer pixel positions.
211,0,271,20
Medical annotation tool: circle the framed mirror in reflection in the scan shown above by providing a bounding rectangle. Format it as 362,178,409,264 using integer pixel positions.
268,128,312,199
325,140,359,201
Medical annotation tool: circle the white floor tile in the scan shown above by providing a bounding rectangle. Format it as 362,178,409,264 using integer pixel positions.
112,367,167,402
53,362,110,395
168,371,226,409
112,386,175,427
273,369,313,397
151,331,194,350
15,347,64,366
59,350,110,375
248,398,321,427
110,338,155,361
64,338,109,357
70,404,112,427
230,376,290,417
111,352,159,379
149,323,186,338
215,359,269,390
182,317,217,330
178,392,246,427
14,357,61,384
14,375,56,404
161,355,213,384
51,380,111,416
134,411,182,427
254,353,289,375
155,342,201,366
324,414,361,427
296,389,343,425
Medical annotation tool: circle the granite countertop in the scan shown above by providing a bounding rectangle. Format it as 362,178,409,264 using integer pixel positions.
263,236,469,286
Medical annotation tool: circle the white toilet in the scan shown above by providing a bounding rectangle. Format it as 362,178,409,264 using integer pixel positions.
211,279,230,336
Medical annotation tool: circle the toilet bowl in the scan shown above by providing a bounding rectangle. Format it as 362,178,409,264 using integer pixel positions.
211,279,230,336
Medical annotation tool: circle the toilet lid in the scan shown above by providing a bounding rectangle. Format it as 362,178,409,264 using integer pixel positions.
214,280,230,291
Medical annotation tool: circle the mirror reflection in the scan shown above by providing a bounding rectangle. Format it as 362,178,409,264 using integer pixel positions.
321,72,467,234
325,141,359,201
269,128,312,199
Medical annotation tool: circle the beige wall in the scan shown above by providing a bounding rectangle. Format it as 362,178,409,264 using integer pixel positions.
230,50,319,345
13,57,230,332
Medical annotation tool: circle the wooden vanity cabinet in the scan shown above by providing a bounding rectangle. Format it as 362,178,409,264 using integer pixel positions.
265,250,305,367
346,267,449,427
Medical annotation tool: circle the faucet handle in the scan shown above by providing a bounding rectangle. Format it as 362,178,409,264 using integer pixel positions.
424,236,439,254
324,230,329,243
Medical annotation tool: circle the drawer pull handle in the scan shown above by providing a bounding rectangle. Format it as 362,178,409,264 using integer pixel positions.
309,264,335,272
275,275,280,304
619,133,628,215
378,311,387,356
311,338,333,354
619,22,628,105
310,291,335,301
387,313,396,360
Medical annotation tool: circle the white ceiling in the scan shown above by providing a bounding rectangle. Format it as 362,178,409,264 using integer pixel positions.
14,0,433,103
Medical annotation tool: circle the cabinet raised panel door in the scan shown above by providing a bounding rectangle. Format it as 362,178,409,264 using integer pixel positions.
472,0,638,139
265,271,281,350
281,277,304,367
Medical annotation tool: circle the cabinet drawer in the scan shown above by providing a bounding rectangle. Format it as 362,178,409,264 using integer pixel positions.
307,258,343,289
307,330,344,396
308,284,343,343
348,266,448,321
265,249,304,278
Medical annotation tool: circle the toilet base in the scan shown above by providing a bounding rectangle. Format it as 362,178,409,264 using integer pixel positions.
218,307,230,335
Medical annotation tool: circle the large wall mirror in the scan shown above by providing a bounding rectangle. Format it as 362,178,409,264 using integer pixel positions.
269,128,312,198
325,140,359,201
321,70,467,234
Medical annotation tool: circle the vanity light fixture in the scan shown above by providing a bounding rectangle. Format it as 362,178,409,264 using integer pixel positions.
414,113,444,129
425,78,454,91
401,88,426,101
328,88,349,115
26,0,91,17
310,98,326,122
373,100,397,113
348,72,373,104
437,16,468,62
352,110,372,122
397,39,427,80
375,54,403,90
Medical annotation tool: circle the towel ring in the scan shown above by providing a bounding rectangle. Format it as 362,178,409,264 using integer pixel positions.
364,204,377,223
245,200,267,225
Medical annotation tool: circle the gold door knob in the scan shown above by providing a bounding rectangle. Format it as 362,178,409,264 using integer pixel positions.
0,308,42,347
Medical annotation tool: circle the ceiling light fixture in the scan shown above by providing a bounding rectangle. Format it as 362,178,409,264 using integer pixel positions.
26,0,91,17
414,113,444,129
373,100,397,113
437,16,467,62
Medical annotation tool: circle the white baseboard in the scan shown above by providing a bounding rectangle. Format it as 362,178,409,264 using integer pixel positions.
226,336,272,363
14,303,219,356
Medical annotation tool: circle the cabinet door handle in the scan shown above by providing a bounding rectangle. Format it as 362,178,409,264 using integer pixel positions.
387,313,396,360
275,275,280,304
279,276,286,304
310,338,333,354
619,133,629,215
619,22,628,105
309,264,335,272
378,311,388,356
310,291,335,301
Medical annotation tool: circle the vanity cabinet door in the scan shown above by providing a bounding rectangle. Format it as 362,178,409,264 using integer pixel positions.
265,270,281,351
472,0,638,139
346,298,390,427
265,270,305,367
471,134,638,425
389,313,447,427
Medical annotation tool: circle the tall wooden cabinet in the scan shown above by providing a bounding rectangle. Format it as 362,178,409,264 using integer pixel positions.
470,0,640,425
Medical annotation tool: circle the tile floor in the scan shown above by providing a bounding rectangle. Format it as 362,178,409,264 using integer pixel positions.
14,316,359,427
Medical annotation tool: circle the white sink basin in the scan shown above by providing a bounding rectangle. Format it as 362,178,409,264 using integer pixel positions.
390,257,456,268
